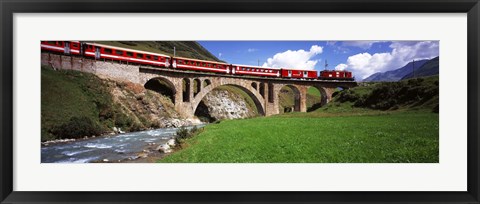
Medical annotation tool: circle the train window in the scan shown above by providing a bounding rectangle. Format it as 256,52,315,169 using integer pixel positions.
116,50,123,55
153,56,158,60
145,55,150,59
203,63,207,67
137,53,144,59
126,52,133,57
72,43,78,48
57,41,63,46
46,41,56,45
104,48,113,54
178,60,183,64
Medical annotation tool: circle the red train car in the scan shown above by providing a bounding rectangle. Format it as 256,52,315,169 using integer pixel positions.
280,68,318,79
82,42,171,67
41,41,82,55
319,70,354,81
232,64,281,77
172,57,230,74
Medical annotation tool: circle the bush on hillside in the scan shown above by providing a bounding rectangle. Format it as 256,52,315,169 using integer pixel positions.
51,116,104,139
352,78,438,110
336,90,361,103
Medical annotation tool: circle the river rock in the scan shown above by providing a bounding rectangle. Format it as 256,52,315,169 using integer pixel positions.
138,152,148,158
166,139,176,147
156,144,172,153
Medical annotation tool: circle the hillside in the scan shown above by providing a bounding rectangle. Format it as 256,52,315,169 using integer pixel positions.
95,41,223,62
363,59,428,82
327,76,439,112
402,57,439,80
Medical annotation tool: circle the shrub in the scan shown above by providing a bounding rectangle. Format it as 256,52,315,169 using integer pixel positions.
176,127,190,140
175,126,203,145
190,126,198,134
51,116,103,139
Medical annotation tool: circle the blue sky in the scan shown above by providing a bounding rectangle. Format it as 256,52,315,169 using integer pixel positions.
198,41,439,80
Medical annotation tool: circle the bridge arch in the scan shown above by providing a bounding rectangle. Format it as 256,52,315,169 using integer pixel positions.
306,86,327,112
313,85,339,105
279,84,301,113
193,78,201,96
251,82,257,90
182,78,191,102
191,80,266,116
144,77,177,103
203,79,211,88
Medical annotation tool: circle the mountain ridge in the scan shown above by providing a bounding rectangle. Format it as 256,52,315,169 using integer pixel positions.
363,59,429,82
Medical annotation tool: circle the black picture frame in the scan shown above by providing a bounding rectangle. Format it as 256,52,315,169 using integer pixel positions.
1,0,479,203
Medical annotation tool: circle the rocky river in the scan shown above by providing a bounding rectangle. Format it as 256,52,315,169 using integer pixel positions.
41,125,204,163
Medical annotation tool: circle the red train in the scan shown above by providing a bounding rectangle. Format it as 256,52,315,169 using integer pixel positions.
319,70,355,81
41,41,354,81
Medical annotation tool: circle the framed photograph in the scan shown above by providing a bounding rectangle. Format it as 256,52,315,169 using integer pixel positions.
1,0,479,203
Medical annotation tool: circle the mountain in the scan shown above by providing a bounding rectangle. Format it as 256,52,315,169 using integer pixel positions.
401,57,439,80
95,41,222,62
363,59,429,82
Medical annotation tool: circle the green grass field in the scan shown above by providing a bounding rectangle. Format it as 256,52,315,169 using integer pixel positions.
160,110,438,163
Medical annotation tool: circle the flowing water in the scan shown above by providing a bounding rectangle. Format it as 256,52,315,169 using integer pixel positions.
41,125,204,163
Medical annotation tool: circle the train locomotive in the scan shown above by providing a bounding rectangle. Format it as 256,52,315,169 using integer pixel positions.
41,41,354,81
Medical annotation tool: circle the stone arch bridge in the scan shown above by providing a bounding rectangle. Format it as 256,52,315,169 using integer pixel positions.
138,68,357,118
41,53,357,118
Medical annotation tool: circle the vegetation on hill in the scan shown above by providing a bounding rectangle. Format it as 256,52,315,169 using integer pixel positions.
95,41,222,62
332,76,438,112
42,66,126,141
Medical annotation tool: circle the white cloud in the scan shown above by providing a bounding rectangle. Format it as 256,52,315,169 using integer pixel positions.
262,45,323,70
218,53,222,58
340,41,439,80
335,63,348,71
247,48,258,52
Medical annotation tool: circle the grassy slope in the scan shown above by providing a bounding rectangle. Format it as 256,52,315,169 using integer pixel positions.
160,76,439,163
161,111,438,163
95,41,222,62
41,66,111,141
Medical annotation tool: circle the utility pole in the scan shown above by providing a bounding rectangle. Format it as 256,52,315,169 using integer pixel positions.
258,59,260,66
173,47,176,57
325,60,328,70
